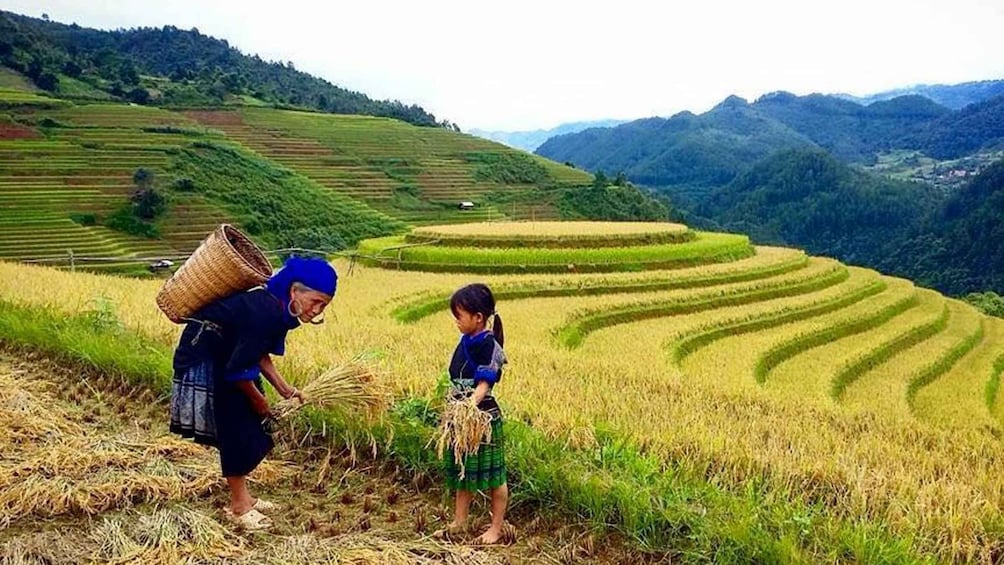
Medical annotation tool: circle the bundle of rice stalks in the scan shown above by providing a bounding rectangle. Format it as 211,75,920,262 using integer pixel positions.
434,399,493,480
273,355,389,421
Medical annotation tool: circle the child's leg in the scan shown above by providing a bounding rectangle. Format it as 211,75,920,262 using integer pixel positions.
477,482,509,543
452,488,474,527
227,475,253,515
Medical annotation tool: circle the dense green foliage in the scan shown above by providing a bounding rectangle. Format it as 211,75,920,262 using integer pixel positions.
688,149,1004,295
964,292,1004,318
539,97,815,191
558,182,670,221
895,159,1004,294
899,94,1004,159
104,205,161,238
465,151,550,184
752,92,949,161
0,10,442,127
170,142,404,250
699,149,939,267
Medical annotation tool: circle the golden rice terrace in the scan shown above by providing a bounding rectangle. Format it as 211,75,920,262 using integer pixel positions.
2,220,1004,562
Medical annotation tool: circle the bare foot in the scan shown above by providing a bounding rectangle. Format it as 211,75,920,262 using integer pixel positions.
474,526,503,545
433,521,467,540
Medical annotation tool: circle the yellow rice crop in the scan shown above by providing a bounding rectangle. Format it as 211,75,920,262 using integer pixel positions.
2,248,1004,560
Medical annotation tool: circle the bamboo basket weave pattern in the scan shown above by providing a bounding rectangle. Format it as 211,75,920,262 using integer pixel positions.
156,224,273,323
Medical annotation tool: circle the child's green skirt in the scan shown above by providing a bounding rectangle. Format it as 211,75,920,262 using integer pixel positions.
444,418,506,491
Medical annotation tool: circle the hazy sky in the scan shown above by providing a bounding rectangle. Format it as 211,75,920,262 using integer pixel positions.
3,0,1003,130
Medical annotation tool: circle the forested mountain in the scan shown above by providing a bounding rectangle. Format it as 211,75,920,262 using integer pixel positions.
837,79,1004,110
751,92,949,161
698,149,938,267
692,148,1004,295
0,11,442,127
898,93,1004,159
897,158,1004,294
537,90,1004,192
469,119,627,152
537,96,817,192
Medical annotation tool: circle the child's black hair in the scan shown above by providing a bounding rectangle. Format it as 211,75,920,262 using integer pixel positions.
450,283,504,347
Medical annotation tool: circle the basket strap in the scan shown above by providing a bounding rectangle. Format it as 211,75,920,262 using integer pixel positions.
181,317,224,346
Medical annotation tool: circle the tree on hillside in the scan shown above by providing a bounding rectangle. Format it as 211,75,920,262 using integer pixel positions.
133,168,154,188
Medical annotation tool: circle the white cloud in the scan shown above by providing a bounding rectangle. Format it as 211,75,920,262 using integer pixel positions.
3,0,1003,130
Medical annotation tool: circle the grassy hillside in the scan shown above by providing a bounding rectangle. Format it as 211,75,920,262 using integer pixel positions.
185,107,592,225
4,221,1004,562
0,85,592,269
0,10,441,126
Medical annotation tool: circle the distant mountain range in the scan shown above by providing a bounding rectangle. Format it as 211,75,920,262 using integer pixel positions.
536,88,1004,194
835,79,1004,110
469,119,627,153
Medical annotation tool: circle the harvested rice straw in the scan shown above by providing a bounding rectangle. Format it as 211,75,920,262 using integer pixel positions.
434,399,493,480
273,355,389,420
92,507,245,565
0,438,287,525
256,532,504,565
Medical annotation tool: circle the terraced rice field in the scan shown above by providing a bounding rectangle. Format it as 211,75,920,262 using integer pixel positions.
185,108,591,225
1,91,594,269
357,228,752,273
3,221,1004,562
0,92,228,263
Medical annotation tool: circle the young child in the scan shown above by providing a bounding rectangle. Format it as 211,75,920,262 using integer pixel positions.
442,283,509,545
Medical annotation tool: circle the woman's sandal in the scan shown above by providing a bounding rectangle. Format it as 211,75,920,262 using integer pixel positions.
224,499,278,516
252,498,278,512
226,508,273,531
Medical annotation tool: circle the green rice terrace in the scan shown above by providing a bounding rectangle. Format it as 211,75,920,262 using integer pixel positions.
0,85,592,270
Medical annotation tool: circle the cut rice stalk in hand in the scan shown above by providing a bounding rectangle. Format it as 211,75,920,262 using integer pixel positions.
273,355,389,421
434,399,493,480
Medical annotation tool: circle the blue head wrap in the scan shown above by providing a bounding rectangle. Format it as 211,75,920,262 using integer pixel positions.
265,257,337,300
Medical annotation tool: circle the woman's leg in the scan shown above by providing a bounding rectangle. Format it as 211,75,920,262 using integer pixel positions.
227,475,254,515
477,482,509,543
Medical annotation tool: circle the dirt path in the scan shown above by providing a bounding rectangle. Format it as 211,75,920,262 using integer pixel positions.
0,351,667,564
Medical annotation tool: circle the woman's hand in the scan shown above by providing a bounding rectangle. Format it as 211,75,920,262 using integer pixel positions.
286,388,307,403
260,355,304,404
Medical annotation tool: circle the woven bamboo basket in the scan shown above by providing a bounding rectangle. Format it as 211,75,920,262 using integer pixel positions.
156,224,273,323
